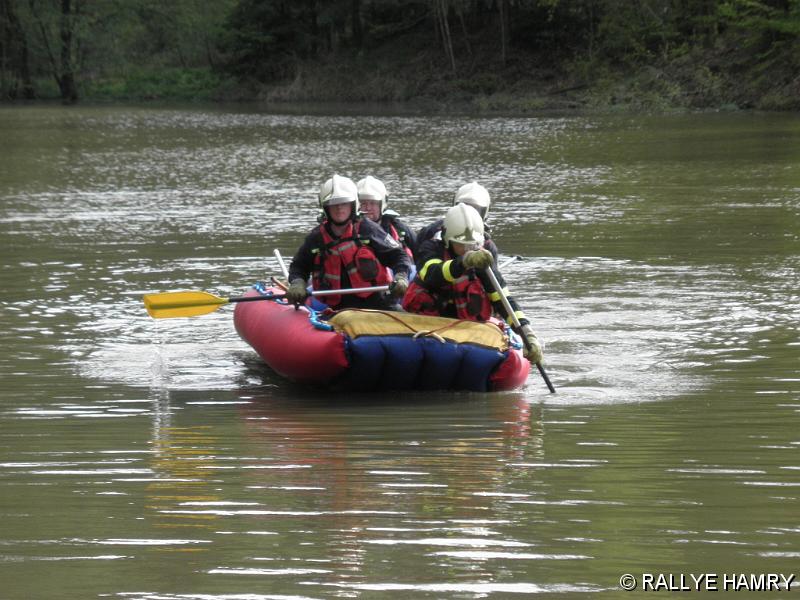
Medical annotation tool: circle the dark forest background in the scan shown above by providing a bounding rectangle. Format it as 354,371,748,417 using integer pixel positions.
2,0,799,110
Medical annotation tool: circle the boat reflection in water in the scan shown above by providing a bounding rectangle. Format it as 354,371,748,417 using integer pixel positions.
143,374,547,586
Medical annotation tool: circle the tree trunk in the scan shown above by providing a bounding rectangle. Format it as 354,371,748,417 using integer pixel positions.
308,0,318,57
457,4,471,60
351,0,362,48
19,24,34,98
1,0,35,98
499,0,509,66
435,0,456,75
588,0,595,62
204,36,215,68
58,0,77,103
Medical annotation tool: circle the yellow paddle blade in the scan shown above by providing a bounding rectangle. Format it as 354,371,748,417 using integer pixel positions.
143,291,229,319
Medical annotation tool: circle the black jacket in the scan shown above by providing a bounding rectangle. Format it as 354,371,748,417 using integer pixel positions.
288,217,413,309
380,213,417,257
417,218,492,246
413,238,528,325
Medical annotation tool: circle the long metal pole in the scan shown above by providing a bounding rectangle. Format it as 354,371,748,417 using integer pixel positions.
273,248,389,297
484,267,555,393
311,285,390,297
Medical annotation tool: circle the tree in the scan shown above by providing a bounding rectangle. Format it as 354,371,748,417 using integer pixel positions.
25,0,81,102
352,0,362,48
433,0,456,73
0,0,35,98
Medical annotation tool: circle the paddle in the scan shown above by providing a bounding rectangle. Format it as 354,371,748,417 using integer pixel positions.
273,248,290,280
484,266,556,393
143,285,390,319
497,255,522,270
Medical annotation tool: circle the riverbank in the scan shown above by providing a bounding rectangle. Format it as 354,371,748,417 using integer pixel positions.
12,25,800,114
242,30,800,113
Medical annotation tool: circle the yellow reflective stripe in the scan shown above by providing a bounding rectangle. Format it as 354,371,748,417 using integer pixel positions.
442,260,456,283
488,287,510,302
505,310,526,325
419,258,443,281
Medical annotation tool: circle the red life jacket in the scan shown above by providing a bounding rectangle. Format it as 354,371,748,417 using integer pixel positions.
386,221,414,259
312,220,391,307
402,280,441,316
402,249,492,321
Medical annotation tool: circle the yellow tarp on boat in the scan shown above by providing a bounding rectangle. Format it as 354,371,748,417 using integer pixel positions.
328,309,509,351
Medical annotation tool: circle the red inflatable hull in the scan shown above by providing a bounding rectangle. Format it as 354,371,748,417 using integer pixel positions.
233,287,530,391
234,289,349,382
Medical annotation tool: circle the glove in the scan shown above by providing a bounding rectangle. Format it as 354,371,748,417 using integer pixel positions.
390,274,409,299
286,279,308,304
520,324,543,363
462,248,494,270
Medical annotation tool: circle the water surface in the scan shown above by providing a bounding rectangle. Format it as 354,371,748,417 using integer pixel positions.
1,105,798,598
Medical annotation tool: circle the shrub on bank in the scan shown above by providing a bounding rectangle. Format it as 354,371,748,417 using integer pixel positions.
83,68,232,102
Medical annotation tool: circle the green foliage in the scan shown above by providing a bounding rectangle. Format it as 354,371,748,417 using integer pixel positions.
473,92,549,113
454,73,503,95
219,0,322,82
84,67,229,101
719,0,800,36
2,0,236,102
0,0,798,109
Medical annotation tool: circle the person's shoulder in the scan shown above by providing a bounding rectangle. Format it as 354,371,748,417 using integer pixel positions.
357,217,382,234
378,213,397,230
383,212,411,230
422,217,444,229
358,217,400,247
307,222,324,236
417,218,444,239
417,237,444,256
301,224,324,244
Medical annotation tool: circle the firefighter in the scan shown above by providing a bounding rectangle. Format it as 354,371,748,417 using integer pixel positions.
403,203,542,362
357,175,417,259
286,174,412,309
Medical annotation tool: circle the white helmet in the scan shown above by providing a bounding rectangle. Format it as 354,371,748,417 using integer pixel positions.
319,174,358,210
453,181,491,220
356,176,387,215
442,203,485,248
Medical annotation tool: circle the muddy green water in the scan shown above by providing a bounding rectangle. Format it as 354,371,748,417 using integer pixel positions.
1,105,798,599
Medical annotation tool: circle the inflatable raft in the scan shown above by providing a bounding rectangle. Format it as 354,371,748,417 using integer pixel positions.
233,283,530,392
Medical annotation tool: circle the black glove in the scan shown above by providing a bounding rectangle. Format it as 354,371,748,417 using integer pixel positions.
391,274,409,298
286,279,308,304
